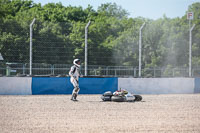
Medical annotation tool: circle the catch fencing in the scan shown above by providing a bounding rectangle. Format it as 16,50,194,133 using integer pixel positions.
0,20,200,78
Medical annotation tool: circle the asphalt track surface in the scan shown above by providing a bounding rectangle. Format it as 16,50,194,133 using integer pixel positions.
0,94,200,133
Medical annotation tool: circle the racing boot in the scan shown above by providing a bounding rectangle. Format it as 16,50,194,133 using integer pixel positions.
71,93,78,101
71,93,75,101
73,93,78,101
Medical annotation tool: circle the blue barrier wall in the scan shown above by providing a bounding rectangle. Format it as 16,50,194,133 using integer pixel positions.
79,77,118,94
32,77,71,94
1,77,199,95
194,78,200,93
32,77,118,95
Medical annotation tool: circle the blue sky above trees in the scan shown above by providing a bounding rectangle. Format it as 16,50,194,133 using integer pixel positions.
33,0,200,19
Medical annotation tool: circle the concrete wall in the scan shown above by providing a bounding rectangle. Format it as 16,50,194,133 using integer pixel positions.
118,78,195,94
0,77,32,95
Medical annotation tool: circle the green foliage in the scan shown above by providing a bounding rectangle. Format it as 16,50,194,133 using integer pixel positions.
0,0,200,68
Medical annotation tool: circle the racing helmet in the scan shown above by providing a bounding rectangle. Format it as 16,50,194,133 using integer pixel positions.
73,59,81,67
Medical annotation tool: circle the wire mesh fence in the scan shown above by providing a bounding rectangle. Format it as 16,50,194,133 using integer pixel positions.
0,20,200,77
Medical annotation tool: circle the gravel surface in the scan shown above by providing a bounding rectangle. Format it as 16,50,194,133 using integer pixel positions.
0,94,200,133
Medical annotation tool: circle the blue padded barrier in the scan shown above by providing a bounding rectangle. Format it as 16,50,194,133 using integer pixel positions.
79,77,118,94
32,77,118,95
32,77,71,94
194,78,200,93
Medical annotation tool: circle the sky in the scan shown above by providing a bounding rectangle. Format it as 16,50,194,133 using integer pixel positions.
32,0,200,20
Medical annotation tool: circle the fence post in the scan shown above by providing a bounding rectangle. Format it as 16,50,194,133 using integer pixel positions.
23,64,25,75
134,68,136,77
139,22,145,77
106,67,108,76
51,64,54,75
94,69,97,76
6,64,11,76
85,20,91,76
189,24,195,77
29,18,36,76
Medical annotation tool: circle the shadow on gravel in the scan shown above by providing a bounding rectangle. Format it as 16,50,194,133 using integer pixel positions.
87,101,146,103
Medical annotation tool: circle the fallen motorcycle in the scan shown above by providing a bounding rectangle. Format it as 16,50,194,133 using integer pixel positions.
101,89,142,102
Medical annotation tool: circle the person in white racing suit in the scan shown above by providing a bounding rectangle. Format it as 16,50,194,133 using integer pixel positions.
69,59,82,101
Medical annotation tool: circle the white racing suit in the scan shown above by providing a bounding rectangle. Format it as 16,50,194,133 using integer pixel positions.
69,65,81,100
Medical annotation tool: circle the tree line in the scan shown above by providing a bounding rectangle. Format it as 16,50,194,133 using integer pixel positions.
0,0,200,70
